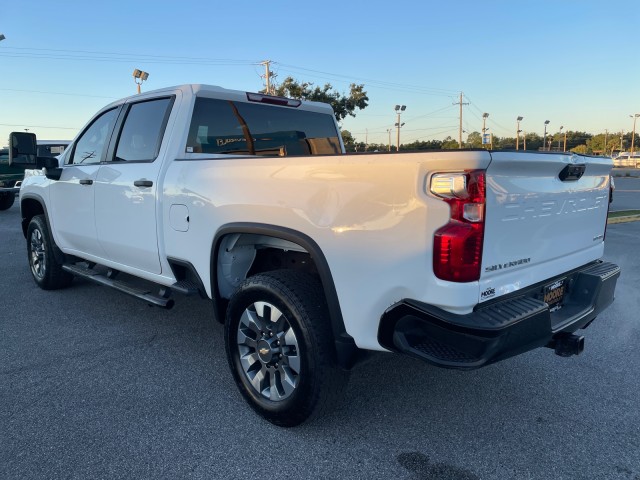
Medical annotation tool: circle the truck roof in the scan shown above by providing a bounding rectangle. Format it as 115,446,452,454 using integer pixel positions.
109,84,335,116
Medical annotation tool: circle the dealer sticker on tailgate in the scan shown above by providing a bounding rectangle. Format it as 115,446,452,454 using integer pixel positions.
543,278,566,312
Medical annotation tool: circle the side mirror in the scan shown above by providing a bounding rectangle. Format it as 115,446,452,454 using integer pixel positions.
9,132,38,167
42,157,63,181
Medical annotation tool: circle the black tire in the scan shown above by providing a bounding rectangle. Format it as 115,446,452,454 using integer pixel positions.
26,215,73,290
0,193,15,211
225,270,348,427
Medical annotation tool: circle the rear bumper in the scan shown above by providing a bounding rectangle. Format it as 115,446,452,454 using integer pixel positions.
378,261,620,370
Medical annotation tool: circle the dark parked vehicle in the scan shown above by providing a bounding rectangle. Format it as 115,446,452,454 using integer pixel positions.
0,141,70,210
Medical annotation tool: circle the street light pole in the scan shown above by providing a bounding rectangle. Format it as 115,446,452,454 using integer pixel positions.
543,120,550,151
558,126,563,150
386,129,392,152
394,105,406,152
630,114,640,157
133,69,149,94
482,113,489,149
516,116,523,150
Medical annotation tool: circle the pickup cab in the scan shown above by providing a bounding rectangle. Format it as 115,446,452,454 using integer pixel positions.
11,84,619,426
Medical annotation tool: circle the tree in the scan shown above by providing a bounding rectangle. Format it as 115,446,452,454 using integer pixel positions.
271,77,369,122
571,145,588,154
498,137,517,150
340,129,355,150
522,133,543,151
402,140,443,151
441,136,459,149
564,131,592,151
586,134,608,155
466,131,482,148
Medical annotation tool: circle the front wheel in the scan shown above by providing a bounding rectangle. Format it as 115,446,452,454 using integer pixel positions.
0,192,15,211
225,270,348,427
26,215,73,290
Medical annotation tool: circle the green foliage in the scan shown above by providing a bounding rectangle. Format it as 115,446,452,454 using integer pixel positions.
571,144,588,154
497,137,516,150
441,136,459,149
272,77,369,123
522,133,543,151
402,140,443,151
340,129,355,148
466,131,482,148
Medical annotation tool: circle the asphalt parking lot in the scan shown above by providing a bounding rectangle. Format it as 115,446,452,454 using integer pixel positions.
1,199,639,480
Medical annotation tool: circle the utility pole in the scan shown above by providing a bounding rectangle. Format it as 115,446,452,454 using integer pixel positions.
604,129,608,155
386,129,392,152
563,129,567,152
260,60,276,95
394,105,406,152
620,130,624,151
523,131,527,151
453,92,469,149
365,129,369,152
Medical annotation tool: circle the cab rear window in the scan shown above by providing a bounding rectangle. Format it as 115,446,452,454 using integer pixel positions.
186,97,341,156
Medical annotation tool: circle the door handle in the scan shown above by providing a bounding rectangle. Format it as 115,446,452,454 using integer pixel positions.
79,179,93,185
134,180,153,187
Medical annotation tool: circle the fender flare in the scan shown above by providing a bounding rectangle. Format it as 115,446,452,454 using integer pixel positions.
211,222,359,369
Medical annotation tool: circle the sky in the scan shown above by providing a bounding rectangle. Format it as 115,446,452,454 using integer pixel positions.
1,0,639,147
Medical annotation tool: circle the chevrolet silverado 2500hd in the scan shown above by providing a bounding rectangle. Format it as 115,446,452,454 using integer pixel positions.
10,84,619,426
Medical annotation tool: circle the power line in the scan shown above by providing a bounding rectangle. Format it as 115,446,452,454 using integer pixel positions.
0,123,79,130
0,46,256,64
404,104,456,122
403,127,459,143
0,88,115,99
275,62,459,96
0,52,256,67
465,94,512,136
350,125,457,135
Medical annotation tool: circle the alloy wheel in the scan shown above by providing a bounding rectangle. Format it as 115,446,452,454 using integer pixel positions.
236,301,301,401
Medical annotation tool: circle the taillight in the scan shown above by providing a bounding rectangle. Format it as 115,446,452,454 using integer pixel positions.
431,170,486,282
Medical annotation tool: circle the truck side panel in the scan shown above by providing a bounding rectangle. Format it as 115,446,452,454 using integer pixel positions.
161,151,492,350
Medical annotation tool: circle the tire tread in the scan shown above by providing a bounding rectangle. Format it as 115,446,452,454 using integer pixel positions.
225,270,348,427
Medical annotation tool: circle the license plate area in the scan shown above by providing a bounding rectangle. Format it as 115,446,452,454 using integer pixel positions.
542,278,567,312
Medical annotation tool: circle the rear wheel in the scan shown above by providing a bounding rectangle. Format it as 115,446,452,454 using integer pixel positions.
0,192,15,211
27,215,73,290
225,270,348,427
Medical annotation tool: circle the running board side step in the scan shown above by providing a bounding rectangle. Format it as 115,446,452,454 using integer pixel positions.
62,263,175,309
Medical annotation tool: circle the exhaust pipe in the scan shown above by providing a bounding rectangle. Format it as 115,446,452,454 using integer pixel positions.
547,333,585,357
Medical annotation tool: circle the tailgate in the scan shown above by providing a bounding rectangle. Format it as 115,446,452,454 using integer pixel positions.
479,152,612,302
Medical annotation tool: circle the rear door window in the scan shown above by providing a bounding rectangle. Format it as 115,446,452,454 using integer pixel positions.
186,97,341,156
113,97,173,162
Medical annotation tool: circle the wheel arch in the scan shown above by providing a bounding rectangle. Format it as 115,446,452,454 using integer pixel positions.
20,194,47,239
211,222,359,369
20,194,68,265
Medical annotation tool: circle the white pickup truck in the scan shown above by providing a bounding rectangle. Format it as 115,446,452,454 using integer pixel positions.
10,84,619,426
